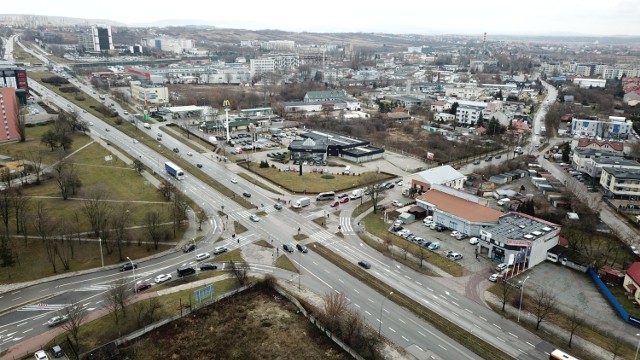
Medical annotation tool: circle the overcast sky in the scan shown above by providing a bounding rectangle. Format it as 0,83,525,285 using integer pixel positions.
3,0,639,36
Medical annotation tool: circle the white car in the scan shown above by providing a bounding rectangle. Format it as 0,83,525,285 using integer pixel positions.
489,273,503,282
450,231,460,237
154,273,172,284
195,252,211,261
213,246,228,255
249,214,260,222
187,152,193,156
392,200,403,207
34,350,49,360
230,178,238,184
469,237,479,245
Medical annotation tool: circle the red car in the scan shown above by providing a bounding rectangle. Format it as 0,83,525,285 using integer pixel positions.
340,197,350,204
330,201,340,207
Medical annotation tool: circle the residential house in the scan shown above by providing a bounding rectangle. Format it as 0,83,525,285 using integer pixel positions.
600,167,640,200
623,262,640,303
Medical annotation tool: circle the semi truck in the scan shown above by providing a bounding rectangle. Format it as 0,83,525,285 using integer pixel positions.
293,197,311,208
165,162,185,180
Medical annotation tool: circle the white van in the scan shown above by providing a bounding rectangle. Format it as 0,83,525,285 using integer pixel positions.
316,191,336,201
343,166,351,175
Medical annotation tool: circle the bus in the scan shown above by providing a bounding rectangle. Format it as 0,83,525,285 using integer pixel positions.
316,191,336,201
549,349,579,360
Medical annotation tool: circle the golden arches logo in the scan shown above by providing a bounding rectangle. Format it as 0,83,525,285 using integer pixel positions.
223,100,231,108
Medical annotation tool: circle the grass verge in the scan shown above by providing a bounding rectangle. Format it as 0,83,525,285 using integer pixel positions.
274,255,299,273
310,242,512,360
234,221,248,234
357,232,439,277
293,234,308,241
215,249,244,262
253,239,274,248
312,216,328,228
238,172,282,194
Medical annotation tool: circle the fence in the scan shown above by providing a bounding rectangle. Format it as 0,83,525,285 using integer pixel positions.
587,267,640,327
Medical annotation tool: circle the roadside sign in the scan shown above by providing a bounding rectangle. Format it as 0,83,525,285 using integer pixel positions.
194,284,214,302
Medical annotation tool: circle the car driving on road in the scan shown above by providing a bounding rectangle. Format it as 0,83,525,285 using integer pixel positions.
120,262,138,271
358,260,371,269
213,246,228,255
47,314,69,327
199,263,218,271
154,274,172,284
249,214,260,222
196,252,211,261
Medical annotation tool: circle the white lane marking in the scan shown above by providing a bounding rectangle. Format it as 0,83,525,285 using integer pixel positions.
493,323,501,330
418,330,426,337
334,289,340,294
496,337,505,342
402,335,409,342
526,342,535,347
354,304,360,308
438,345,447,351
427,287,433,292
398,318,406,324
416,345,423,352
21,328,32,334
364,311,371,316
11,291,20,295
353,289,359,294
509,332,518,338
368,298,374,303
451,301,459,307
465,308,473,314
39,288,50,292
388,327,396,333
15,322,27,327
474,324,481,329
479,316,487,321
338,279,344,284
415,281,422,286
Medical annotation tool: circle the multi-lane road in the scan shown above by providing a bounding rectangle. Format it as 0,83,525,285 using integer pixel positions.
0,37,562,359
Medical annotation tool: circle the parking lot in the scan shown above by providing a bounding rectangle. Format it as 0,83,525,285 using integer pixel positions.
388,215,490,274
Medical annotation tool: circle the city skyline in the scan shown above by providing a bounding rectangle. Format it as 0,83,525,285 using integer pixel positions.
1,0,639,37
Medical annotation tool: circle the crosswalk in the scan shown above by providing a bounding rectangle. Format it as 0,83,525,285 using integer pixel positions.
339,217,354,234
18,303,69,312
73,284,112,292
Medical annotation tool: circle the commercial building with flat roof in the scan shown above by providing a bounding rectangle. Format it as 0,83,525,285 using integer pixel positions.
288,129,383,163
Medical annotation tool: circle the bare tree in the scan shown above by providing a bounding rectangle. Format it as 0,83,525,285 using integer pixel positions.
60,303,87,351
13,98,26,142
33,201,58,273
170,190,188,238
416,247,428,268
364,184,383,214
196,209,207,231
82,185,112,251
567,308,585,347
111,204,131,261
499,278,514,312
0,187,12,238
158,179,176,200
132,159,144,174
54,232,72,271
532,288,556,330
400,241,410,260
132,297,162,328
53,158,80,200
104,278,131,337
145,211,162,249
228,261,250,286
322,291,350,332
11,191,30,244
25,150,45,185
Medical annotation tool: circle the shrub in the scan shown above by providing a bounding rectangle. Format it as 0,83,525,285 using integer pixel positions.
321,174,335,180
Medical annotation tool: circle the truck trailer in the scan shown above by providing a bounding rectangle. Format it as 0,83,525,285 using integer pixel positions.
165,162,185,180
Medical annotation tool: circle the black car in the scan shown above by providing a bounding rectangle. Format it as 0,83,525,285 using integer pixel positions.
177,265,196,277
196,163,203,168
283,243,294,253
485,156,493,161
338,193,349,199
495,154,502,159
120,262,138,271
296,244,308,253
434,224,445,232
358,260,371,269
243,192,251,198
199,263,218,271
473,160,481,165
386,183,395,189
183,244,196,253
274,203,283,210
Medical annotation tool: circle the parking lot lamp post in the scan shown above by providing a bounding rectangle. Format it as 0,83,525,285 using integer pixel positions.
98,237,104,268
378,291,394,336
127,256,136,294
635,333,640,360
517,276,531,323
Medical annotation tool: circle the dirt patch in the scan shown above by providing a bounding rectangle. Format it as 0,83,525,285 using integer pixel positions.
118,285,350,360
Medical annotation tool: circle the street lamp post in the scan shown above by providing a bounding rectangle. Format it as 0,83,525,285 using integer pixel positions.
98,237,104,268
127,256,136,294
634,333,640,360
517,275,531,323
378,291,394,336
